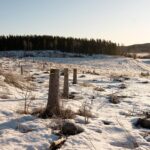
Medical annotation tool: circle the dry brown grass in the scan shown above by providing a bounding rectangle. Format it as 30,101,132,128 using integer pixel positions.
39,107,76,119
141,72,149,77
0,67,35,90
2,72,35,91
77,108,93,118
59,108,76,119
44,84,49,88
16,109,31,115
0,80,5,87
77,102,93,124
0,94,10,99
94,86,105,91
4,73,24,89
30,95,36,100
0,69,4,76
79,82,95,88
24,75,36,82
31,107,45,115
0,69,23,88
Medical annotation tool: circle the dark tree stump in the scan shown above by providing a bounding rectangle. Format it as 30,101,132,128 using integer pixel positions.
73,69,77,84
21,65,23,75
63,68,69,99
44,69,60,117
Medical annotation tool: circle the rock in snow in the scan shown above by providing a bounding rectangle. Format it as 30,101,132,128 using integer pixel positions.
61,122,84,135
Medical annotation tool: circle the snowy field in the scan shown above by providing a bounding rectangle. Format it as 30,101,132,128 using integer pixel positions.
0,55,150,150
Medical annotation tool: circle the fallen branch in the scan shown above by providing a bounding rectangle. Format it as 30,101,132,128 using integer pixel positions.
49,137,66,150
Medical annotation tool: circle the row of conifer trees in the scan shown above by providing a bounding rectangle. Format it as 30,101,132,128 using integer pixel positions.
0,35,121,55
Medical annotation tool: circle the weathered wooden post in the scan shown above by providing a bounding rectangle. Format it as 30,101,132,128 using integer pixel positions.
21,65,23,75
73,68,77,84
45,69,60,117
63,68,69,98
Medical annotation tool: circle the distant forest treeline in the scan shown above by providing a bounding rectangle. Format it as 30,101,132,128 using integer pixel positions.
0,35,121,55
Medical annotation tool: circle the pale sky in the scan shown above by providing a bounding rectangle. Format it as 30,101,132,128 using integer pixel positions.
0,0,150,45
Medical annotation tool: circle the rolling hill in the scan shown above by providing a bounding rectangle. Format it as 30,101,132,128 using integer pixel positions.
124,43,150,53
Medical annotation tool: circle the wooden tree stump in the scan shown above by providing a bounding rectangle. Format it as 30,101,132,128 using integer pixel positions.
63,68,69,99
0,63,2,68
44,69,60,117
21,65,23,75
73,68,77,84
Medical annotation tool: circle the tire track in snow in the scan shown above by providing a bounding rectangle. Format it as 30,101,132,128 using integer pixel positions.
129,59,150,72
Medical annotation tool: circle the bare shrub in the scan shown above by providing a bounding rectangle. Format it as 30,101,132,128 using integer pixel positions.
94,86,105,91
77,102,93,124
79,82,95,88
16,82,35,114
86,70,99,75
77,108,93,118
141,72,149,77
59,108,76,119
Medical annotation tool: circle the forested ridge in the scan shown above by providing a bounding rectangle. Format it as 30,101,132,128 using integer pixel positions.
0,35,120,55
123,43,150,53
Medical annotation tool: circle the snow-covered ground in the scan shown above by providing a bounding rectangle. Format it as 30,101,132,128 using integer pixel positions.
140,59,150,65
0,55,149,150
